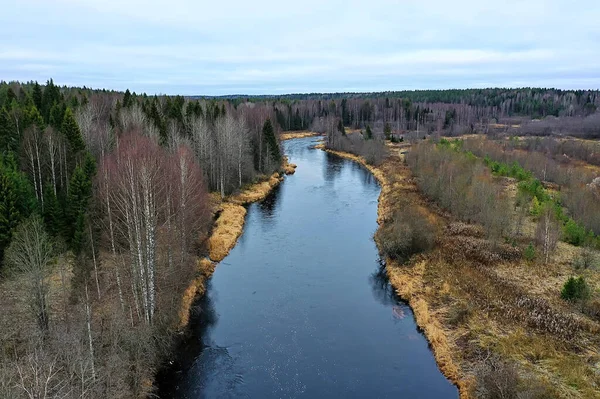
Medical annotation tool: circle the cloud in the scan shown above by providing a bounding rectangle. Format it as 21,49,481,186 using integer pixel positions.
1,0,599,94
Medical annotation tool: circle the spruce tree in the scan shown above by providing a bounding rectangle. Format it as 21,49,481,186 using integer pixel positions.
0,168,20,264
384,122,392,140
32,82,43,111
61,108,85,153
262,118,281,165
122,89,132,108
42,183,62,237
365,125,373,140
65,166,92,245
337,119,346,136
0,106,17,154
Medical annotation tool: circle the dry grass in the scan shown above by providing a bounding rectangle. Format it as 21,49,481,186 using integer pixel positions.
178,160,291,329
207,203,247,262
322,142,600,398
280,131,320,140
321,145,470,396
178,258,215,328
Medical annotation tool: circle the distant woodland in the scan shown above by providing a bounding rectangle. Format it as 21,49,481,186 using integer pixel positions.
0,80,599,398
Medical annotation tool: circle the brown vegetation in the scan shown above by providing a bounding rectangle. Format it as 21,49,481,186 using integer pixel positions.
280,131,320,140
324,139,600,398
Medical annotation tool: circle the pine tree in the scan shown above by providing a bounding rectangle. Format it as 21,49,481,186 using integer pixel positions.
262,118,281,165
33,82,43,111
61,107,85,153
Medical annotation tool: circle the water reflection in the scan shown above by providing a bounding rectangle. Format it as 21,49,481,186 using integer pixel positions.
368,259,398,307
257,182,282,220
158,137,457,399
156,282,218,396
323,152,344,183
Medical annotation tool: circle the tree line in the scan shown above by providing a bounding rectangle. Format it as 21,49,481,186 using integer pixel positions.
0,80,286,398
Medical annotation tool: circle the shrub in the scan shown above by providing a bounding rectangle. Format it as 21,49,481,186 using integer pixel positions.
560,276,591,301
376,207,436,261
573,247,597,270
524,243,536,262
473,357,519,399
563,219,588,246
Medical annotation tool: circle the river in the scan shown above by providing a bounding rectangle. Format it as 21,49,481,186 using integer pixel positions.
157,137,457,398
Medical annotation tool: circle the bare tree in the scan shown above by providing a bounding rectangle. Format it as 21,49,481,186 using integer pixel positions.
5,215,55,333
535,206,560,264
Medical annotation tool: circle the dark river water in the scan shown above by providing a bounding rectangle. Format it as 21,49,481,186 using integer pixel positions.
158,137,457,398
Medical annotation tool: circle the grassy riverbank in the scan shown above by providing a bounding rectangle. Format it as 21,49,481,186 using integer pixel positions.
319,144,470,397
177,146,301,331
321,140,600,398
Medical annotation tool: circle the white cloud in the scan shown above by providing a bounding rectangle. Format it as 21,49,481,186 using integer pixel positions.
1,0,599,94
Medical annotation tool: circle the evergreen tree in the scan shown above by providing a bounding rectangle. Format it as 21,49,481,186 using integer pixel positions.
42,183,62,237
65,166,92,245
337,119,346,136
61,107,85,153
0,106,17,154
41,79,60,123
365,125,373,140
4,87,16,107
122,89,132,108
384,122,392,140
0,168,20,264
262,118,281,164
49,102,65,128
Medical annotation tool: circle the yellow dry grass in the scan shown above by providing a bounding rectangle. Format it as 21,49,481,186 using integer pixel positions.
207,203,247,262
280,131,321,140
178,258,215,328
178,159,292,330
320,145,470,396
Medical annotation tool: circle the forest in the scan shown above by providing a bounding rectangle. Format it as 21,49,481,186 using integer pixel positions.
0,80,285,398
1,79,600,398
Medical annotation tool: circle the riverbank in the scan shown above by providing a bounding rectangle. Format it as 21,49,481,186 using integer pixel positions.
319,143,470,397
321,141,600,398
280,130,321,140
178,155,296,332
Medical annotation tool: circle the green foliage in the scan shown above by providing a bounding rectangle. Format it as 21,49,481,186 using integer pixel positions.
524,242,536,262
32,82,42,111
0,106,18,154
65,166,93,248
384,122,392,140
262,118,281,164
0,155,36,265
61,107,85,153
365,125,373,140
123,89,132,108
484,156,532,181
42,184,62,237
561,276,591,301
518,179,549,203
337,119,346,136
563,218,589,247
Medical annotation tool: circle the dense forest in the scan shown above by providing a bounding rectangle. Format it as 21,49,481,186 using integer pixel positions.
0,80,285,398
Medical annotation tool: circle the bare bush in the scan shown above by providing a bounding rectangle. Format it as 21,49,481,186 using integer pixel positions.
376,206,436,261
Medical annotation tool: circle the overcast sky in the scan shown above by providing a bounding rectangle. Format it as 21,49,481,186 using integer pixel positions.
1,0,599,95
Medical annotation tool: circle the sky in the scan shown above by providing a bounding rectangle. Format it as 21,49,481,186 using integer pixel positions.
1,0,599,95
